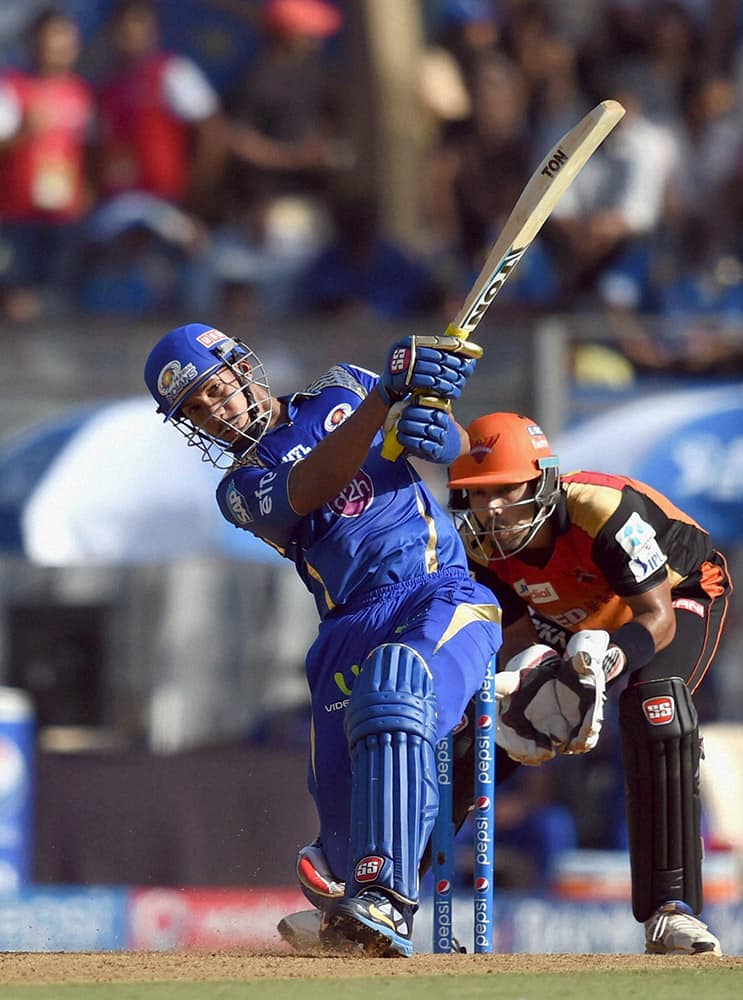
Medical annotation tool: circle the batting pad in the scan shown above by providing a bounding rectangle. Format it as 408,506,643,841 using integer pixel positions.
619,677,702,921
344,643,439,906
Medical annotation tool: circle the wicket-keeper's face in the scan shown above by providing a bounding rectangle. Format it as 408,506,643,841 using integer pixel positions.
467,481,538,553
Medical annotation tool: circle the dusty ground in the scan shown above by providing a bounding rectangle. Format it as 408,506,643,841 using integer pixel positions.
1,952,742,985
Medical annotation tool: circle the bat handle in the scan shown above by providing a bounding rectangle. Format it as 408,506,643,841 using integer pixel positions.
380,394,452,461
380,422,406,461
380,325,469,462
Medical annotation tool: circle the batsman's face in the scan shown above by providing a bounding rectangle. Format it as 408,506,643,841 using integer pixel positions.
467,481,538,553
180,365,269,444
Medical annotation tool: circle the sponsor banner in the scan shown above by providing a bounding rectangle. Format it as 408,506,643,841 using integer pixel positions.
0,887,127,951
127,887,307,950
0,688,35,891
552,849,740,905
0,883,741,954
413,893,743,955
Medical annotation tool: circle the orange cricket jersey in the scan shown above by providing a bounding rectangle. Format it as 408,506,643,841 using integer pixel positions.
467,470,727,634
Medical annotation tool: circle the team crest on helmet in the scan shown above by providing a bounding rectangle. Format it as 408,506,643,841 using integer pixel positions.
469,435,499,462
157,360,199,405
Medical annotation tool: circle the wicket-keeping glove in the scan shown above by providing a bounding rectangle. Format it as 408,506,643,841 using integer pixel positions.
495,645,563,766
554,630,608,755
377,334,482,406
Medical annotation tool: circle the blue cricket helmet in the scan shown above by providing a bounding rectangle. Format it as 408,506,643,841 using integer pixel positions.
144,323,272,468
144,323,245,419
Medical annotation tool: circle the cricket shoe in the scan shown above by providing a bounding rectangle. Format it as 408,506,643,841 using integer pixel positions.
645,901,722,956
277,909,362,955
320,889,414,958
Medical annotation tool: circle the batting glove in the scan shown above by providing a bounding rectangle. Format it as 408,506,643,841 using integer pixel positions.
377,335,483,406
395,400,463,464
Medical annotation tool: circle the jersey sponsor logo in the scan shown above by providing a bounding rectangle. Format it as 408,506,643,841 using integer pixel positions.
615,512,667,583
324,698,349,713
157,359,199,405
642,696,675,726
334,664,360,696
195,328,227,348
323,402,353,432
552,607,588,628
354,856,384,882
530,613,569,651
514,578,559,604
226,480,252,525
672,597,705,617
254,470,277,516
328,469,374,517
281,443,311,463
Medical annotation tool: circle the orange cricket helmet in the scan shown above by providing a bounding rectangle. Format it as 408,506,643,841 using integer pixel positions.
448,412,557,488
448,412,561,561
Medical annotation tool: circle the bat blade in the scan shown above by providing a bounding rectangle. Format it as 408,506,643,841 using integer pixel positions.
381,99,625,460
450,99,625,338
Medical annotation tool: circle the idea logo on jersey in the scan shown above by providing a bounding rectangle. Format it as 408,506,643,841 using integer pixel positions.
514,578,559,604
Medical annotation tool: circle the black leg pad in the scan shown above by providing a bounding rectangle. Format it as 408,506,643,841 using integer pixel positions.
619,677,702,922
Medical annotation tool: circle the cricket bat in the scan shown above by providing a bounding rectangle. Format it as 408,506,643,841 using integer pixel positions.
381,98,625,460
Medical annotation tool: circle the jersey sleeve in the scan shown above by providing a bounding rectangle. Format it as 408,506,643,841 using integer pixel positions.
162,55,220,121
591,491,669,596
217,461,300,549
0,79,21,140
340,364,380,396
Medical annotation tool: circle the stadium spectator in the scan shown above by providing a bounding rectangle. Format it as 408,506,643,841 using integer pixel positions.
195,185,331,320
422,51,528,271
223,0,353,253
543,78,683,311
0,6,94,322
296,192,444,321
75,190,209,317
457,763,578,890
91,0,225,217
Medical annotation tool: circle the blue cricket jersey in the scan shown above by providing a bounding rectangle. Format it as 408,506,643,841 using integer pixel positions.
216,364,469,617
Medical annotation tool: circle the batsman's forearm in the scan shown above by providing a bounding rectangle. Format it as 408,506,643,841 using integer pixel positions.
288,390,390,515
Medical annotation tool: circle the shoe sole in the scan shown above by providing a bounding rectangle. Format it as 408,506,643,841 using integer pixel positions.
322,904,412,958
646,943,722,956
278,913,362,955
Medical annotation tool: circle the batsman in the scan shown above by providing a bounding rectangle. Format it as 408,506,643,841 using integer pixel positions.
144,323,502,956
436,410,733,956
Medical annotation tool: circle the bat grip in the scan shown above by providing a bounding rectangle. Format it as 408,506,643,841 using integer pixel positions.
380,326,469,462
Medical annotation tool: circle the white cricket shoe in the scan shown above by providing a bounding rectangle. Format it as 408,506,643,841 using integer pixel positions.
644,901,722,956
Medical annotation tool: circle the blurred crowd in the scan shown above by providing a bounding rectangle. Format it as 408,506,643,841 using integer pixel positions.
0,0,741,375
